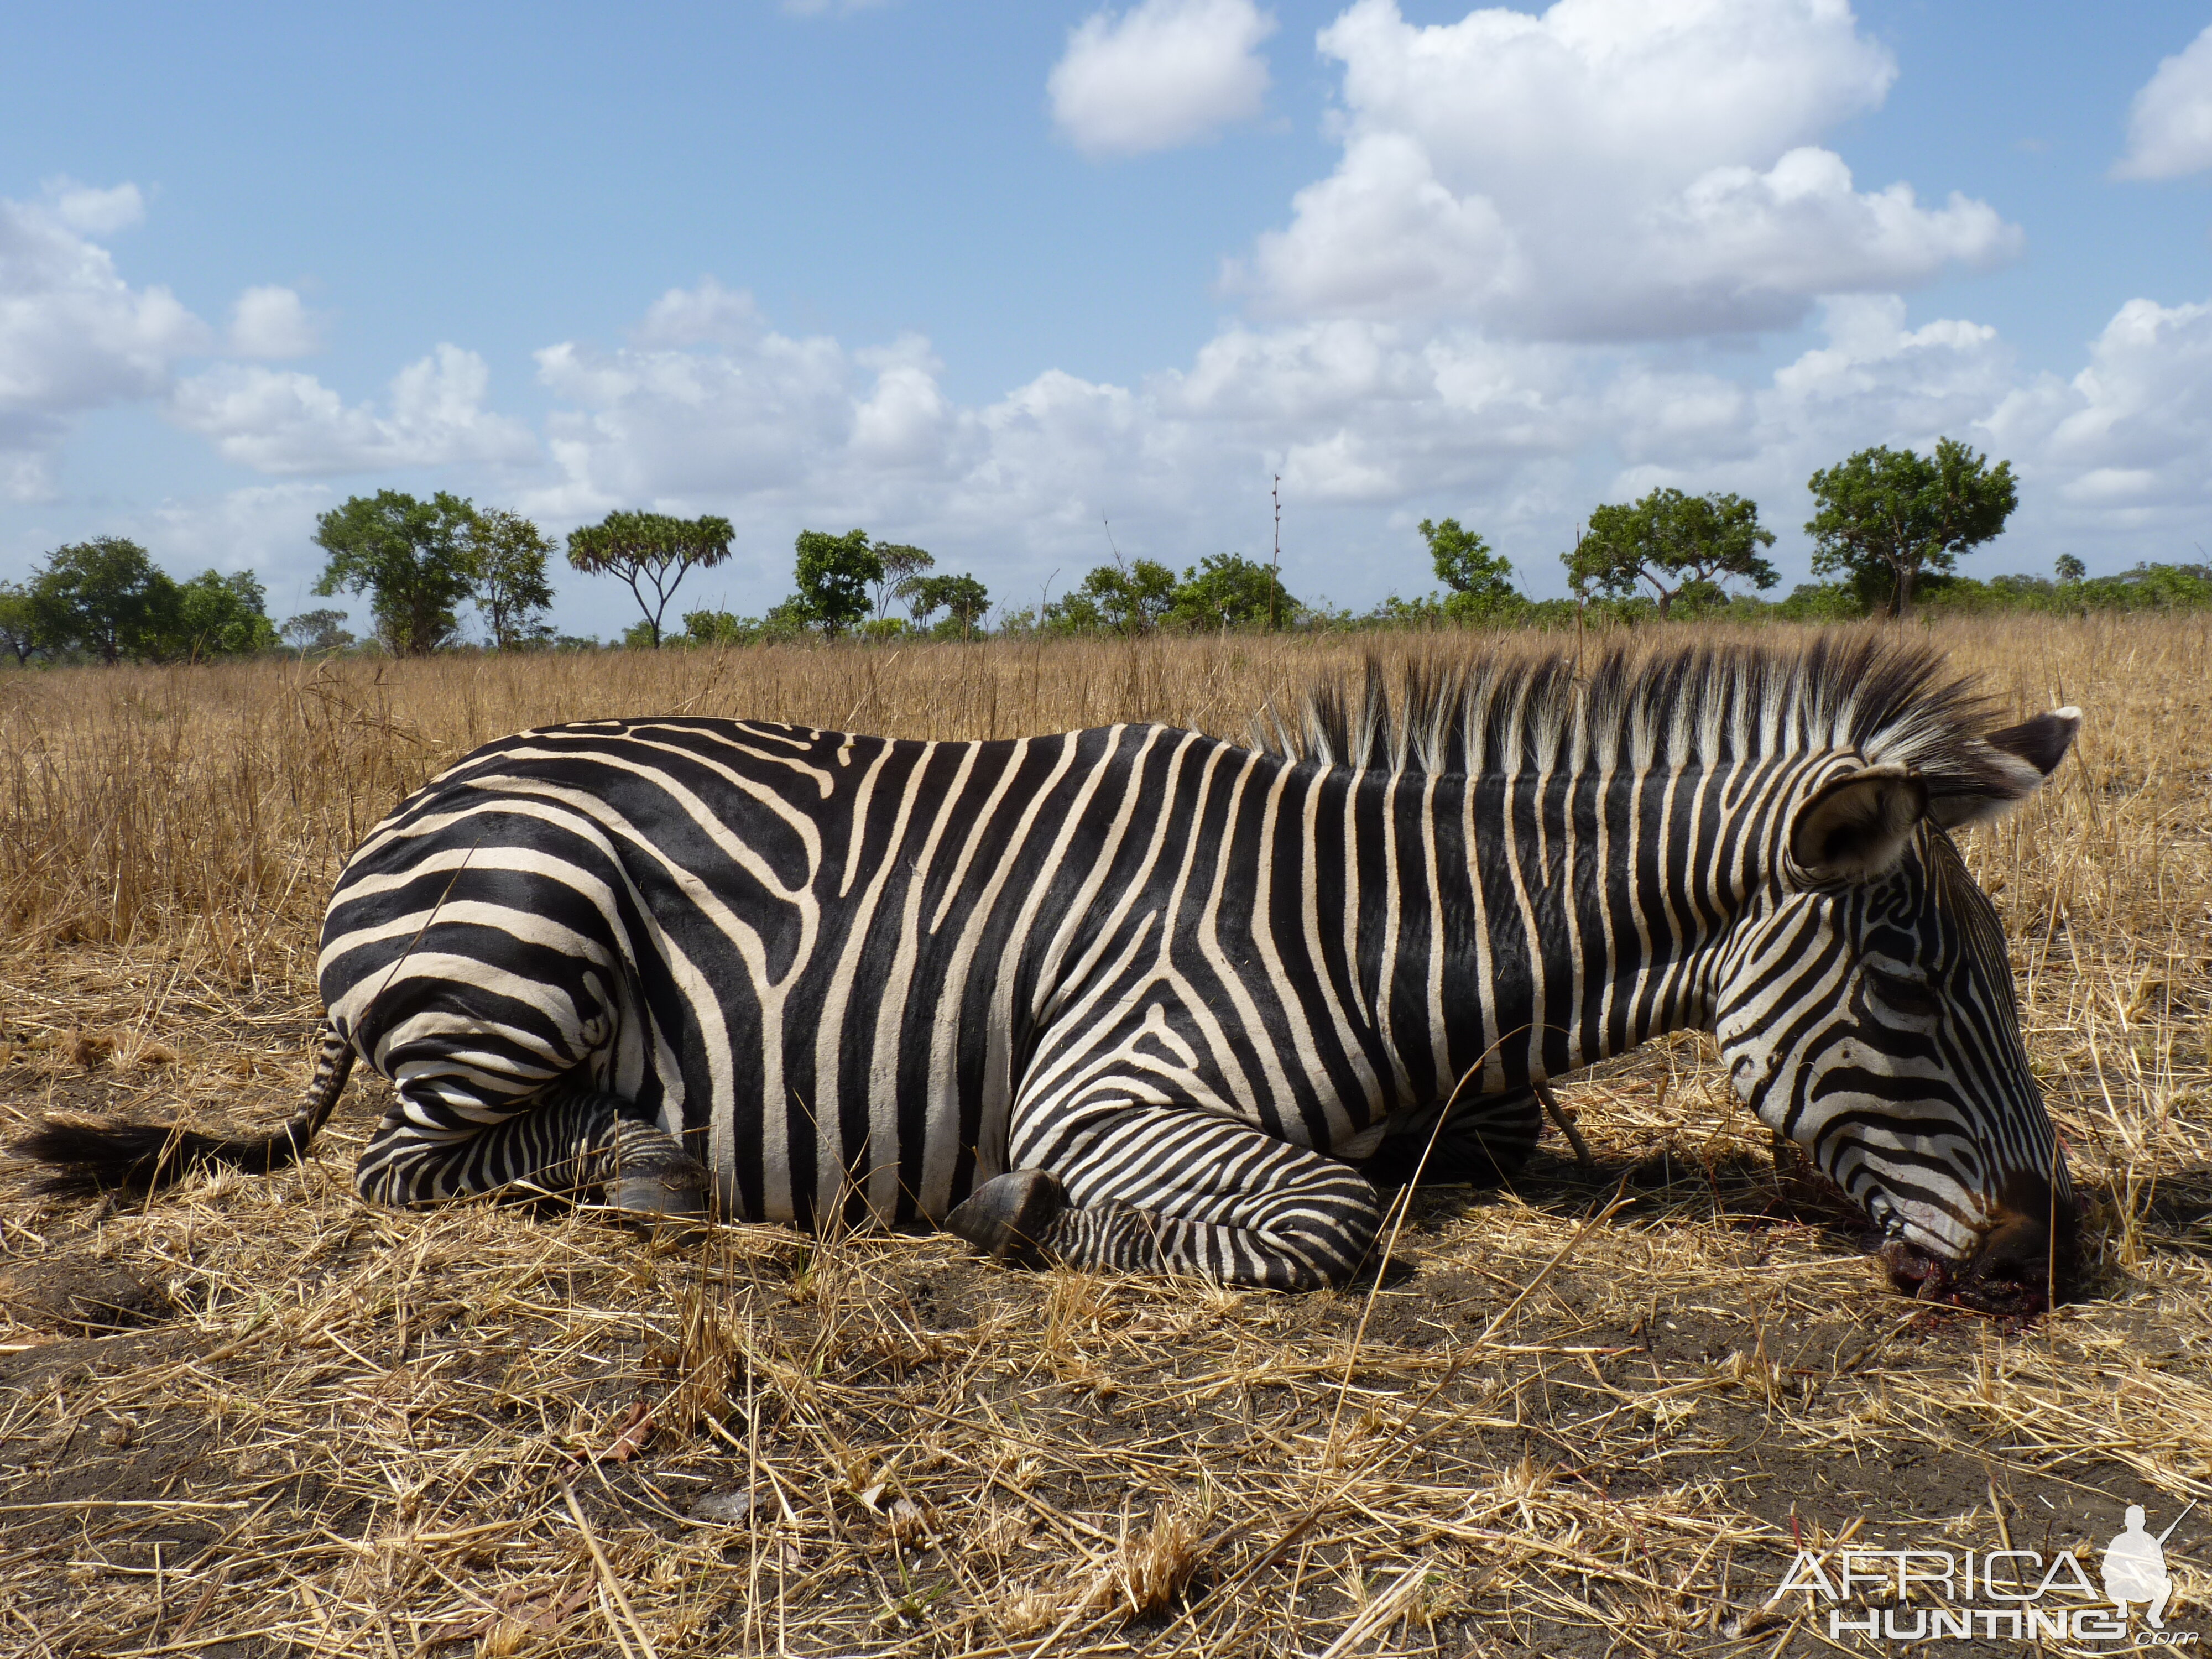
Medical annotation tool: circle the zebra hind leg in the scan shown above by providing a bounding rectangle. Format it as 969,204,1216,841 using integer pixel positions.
354,1077,709,1239
603,1119,713,1235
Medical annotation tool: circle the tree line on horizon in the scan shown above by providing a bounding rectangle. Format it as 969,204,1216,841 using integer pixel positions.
0,494,1003,664
5,436,2208,668
1270,436,2209,632
655,528,995,649
0,540,281,667
0,492,571,667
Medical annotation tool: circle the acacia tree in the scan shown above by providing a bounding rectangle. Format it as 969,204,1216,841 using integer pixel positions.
312,492,478,655
872,543,933,622
1806,439,2017,619
792,528,882,637
464,508,557,649
567,510,734,647
1565,489,1777,617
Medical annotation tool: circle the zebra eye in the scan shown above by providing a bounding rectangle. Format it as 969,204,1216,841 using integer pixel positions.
1864,966,1940,1017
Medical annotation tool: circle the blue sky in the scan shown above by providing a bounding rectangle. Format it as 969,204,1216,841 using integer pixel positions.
4,1,2211,637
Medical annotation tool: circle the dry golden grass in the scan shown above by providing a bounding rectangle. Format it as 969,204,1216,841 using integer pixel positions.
1,615,2208,1657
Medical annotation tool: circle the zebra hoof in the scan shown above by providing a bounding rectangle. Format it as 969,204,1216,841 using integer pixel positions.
609,1156,712,1244
946,1169,1067,1268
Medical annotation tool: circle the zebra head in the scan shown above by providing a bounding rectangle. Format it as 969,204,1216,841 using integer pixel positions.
1714,706,2083,1314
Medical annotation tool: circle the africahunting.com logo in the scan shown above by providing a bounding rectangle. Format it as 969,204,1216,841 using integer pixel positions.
1768,1503,2195,1644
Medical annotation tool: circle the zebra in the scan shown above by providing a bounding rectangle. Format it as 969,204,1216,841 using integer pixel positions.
18,637,2082,1311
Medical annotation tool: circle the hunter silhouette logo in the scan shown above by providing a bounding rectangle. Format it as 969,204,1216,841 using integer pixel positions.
2105,1504,2187,1630
1768,1501,2197,1644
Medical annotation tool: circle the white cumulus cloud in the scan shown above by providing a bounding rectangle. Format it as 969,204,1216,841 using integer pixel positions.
0,189,210,499
532,288,870,518
521,282,1602,601
852,336,958,470
1050,0,1275,158
629,276,765,348
1987,295,2212,520
29,265,2212,625
45,179,148,236
167,344,536,475
1232,0,2020,339
2114,23,2212,180
227,285,322,358
147,482,341,591
514,267,2212,621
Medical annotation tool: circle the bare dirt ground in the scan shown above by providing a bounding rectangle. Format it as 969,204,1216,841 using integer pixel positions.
2,618,2208,1657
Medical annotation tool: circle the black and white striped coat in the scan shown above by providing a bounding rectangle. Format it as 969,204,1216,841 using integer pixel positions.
324,714,1498,1286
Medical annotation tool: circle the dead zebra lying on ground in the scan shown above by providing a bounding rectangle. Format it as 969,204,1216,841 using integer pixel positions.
20,638,2082,1313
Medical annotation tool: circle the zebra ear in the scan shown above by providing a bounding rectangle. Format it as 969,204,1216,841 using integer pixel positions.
1928,706,2081,829
1790,764,1929,883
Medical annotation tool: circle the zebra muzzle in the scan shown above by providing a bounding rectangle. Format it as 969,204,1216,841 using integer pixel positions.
1877,1172,2080,1317
1877,1237,1958,1302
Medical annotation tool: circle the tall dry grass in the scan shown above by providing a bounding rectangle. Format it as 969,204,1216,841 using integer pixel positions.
5,615,2203,963
0,634,1348,966
1,615,2208,1657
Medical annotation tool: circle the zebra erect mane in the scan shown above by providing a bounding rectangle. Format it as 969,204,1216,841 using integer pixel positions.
1256,634,2039,809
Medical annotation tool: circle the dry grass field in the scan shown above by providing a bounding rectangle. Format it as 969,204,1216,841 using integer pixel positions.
1,617,2207,1658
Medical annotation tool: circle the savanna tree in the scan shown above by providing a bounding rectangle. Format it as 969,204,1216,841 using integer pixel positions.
792,528,884,637
1806,440,2017,619
1052,560,1177,634
567,510,735,647
281,609,356,653
0,580,42,665
1420,518,1522,620
928,573,991,638
1166,554,1297,629
165,570,279,658
873,543,933,621
1566,489,1777,618
465,508,557,649
25,538,172,663
312,492,479,655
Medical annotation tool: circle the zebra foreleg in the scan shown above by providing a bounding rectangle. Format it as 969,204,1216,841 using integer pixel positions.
950,1101,1385,1291
354,1077,709,1233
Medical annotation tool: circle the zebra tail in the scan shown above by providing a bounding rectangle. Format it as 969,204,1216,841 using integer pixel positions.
13,1025,356,1198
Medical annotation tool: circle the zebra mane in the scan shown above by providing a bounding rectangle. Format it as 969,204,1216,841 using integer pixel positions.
1254,634,2040,809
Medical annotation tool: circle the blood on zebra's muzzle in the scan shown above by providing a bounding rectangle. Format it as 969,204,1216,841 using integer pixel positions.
1876,1169,2084,1316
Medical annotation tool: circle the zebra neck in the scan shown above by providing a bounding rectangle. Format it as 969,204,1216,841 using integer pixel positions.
1340,756,1787,1102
